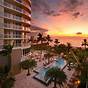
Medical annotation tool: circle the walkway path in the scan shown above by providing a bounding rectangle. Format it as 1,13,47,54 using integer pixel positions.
13,58,74,88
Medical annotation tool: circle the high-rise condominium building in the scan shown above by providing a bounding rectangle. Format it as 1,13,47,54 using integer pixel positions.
0,0,31,74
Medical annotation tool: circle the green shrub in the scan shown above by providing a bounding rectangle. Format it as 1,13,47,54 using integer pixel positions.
2,77,15,88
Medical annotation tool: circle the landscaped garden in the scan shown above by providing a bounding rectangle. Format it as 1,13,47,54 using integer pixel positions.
0,33,88,88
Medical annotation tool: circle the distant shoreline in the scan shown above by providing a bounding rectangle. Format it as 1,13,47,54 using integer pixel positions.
50,36,88,47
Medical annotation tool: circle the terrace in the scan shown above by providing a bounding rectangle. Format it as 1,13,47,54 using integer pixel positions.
13,51,76,88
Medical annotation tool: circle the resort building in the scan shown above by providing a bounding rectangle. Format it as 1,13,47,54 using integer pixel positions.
30,25,48,37
0,0,31,74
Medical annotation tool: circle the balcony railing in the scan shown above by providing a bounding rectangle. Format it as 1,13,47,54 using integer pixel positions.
13,35,22,38
4,34,22,38
0,12,30,25
15,0,31,11
0,33,3,38
0,1,31,18
4,12,22,22
0,23,3,28
0,23,30,33
14,43,21,47
4,34,12,38
0,23,30,32
4,1,22,12
0,45,3,49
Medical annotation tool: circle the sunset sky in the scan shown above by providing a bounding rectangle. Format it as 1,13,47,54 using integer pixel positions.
31,0,88,36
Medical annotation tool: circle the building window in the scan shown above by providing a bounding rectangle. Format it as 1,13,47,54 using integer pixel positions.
14,40,21,47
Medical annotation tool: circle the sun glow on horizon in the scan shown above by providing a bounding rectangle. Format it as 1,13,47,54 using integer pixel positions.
47,31,88,37
47,29,88,37
46,23,88,37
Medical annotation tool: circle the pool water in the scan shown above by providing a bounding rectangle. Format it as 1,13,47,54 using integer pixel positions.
52,59,66,68
33,58,66,85
34,67,50,85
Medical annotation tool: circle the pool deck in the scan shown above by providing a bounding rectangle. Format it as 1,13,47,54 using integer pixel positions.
33,59,67,86
13,70,69,88
13,58,75,88
13,61,54,88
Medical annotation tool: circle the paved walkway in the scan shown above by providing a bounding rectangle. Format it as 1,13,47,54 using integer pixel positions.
13,59,53,88
13,70,54,88
13,70,69,88
13,55,74,88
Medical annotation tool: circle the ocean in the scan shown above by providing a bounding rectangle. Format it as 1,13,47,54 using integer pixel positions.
52,36,88,47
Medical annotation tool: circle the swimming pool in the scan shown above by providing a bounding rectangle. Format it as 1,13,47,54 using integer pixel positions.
33,58,66,85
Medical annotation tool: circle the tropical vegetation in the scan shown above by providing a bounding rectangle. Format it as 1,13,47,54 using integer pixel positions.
81,39,88,49
54,39,60,46
21,59,37,76
0,44,15,88
65,45,88,88
45,67,67,88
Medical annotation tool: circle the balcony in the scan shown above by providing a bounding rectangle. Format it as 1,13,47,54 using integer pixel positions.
13,15,22,21
0,23,3,28
4,23,22,29
0,33,4,38
4,34,23,39
0,12,30,25
0,45,4,50
4,12,22,22
0,1,31,18
4,23,9,27
23,10,31,17
14,0,31,11
3,1,22,12
14,43,21,47
0,22,30,32
14,0,31,10
13,35,22,38
4,34,12,38
13,25,22,30
23,27,30,31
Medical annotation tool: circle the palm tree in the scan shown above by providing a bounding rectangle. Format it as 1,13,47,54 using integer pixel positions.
1,45,13,76
54,44,67,55
54,39,60,46
37,33,46,44
79,62,88,88
29,59,37,70
36,33,47,60
46,35,52,45
21,60,30,76
0,44,14,88
66,42,72,53
21,59,37,76
81,39,88,49
44,53,52,64
45,67,67,88
1,45,13,75
28,36,35,45
66,48,88,88
2,44,13,55
37,33,42,43
74,49,88,88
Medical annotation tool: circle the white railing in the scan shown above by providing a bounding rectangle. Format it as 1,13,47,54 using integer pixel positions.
0,1,31,18
4,34,12,38
15,0,31,11
1,12,29,24
0,23,30,32
0,45,3,49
